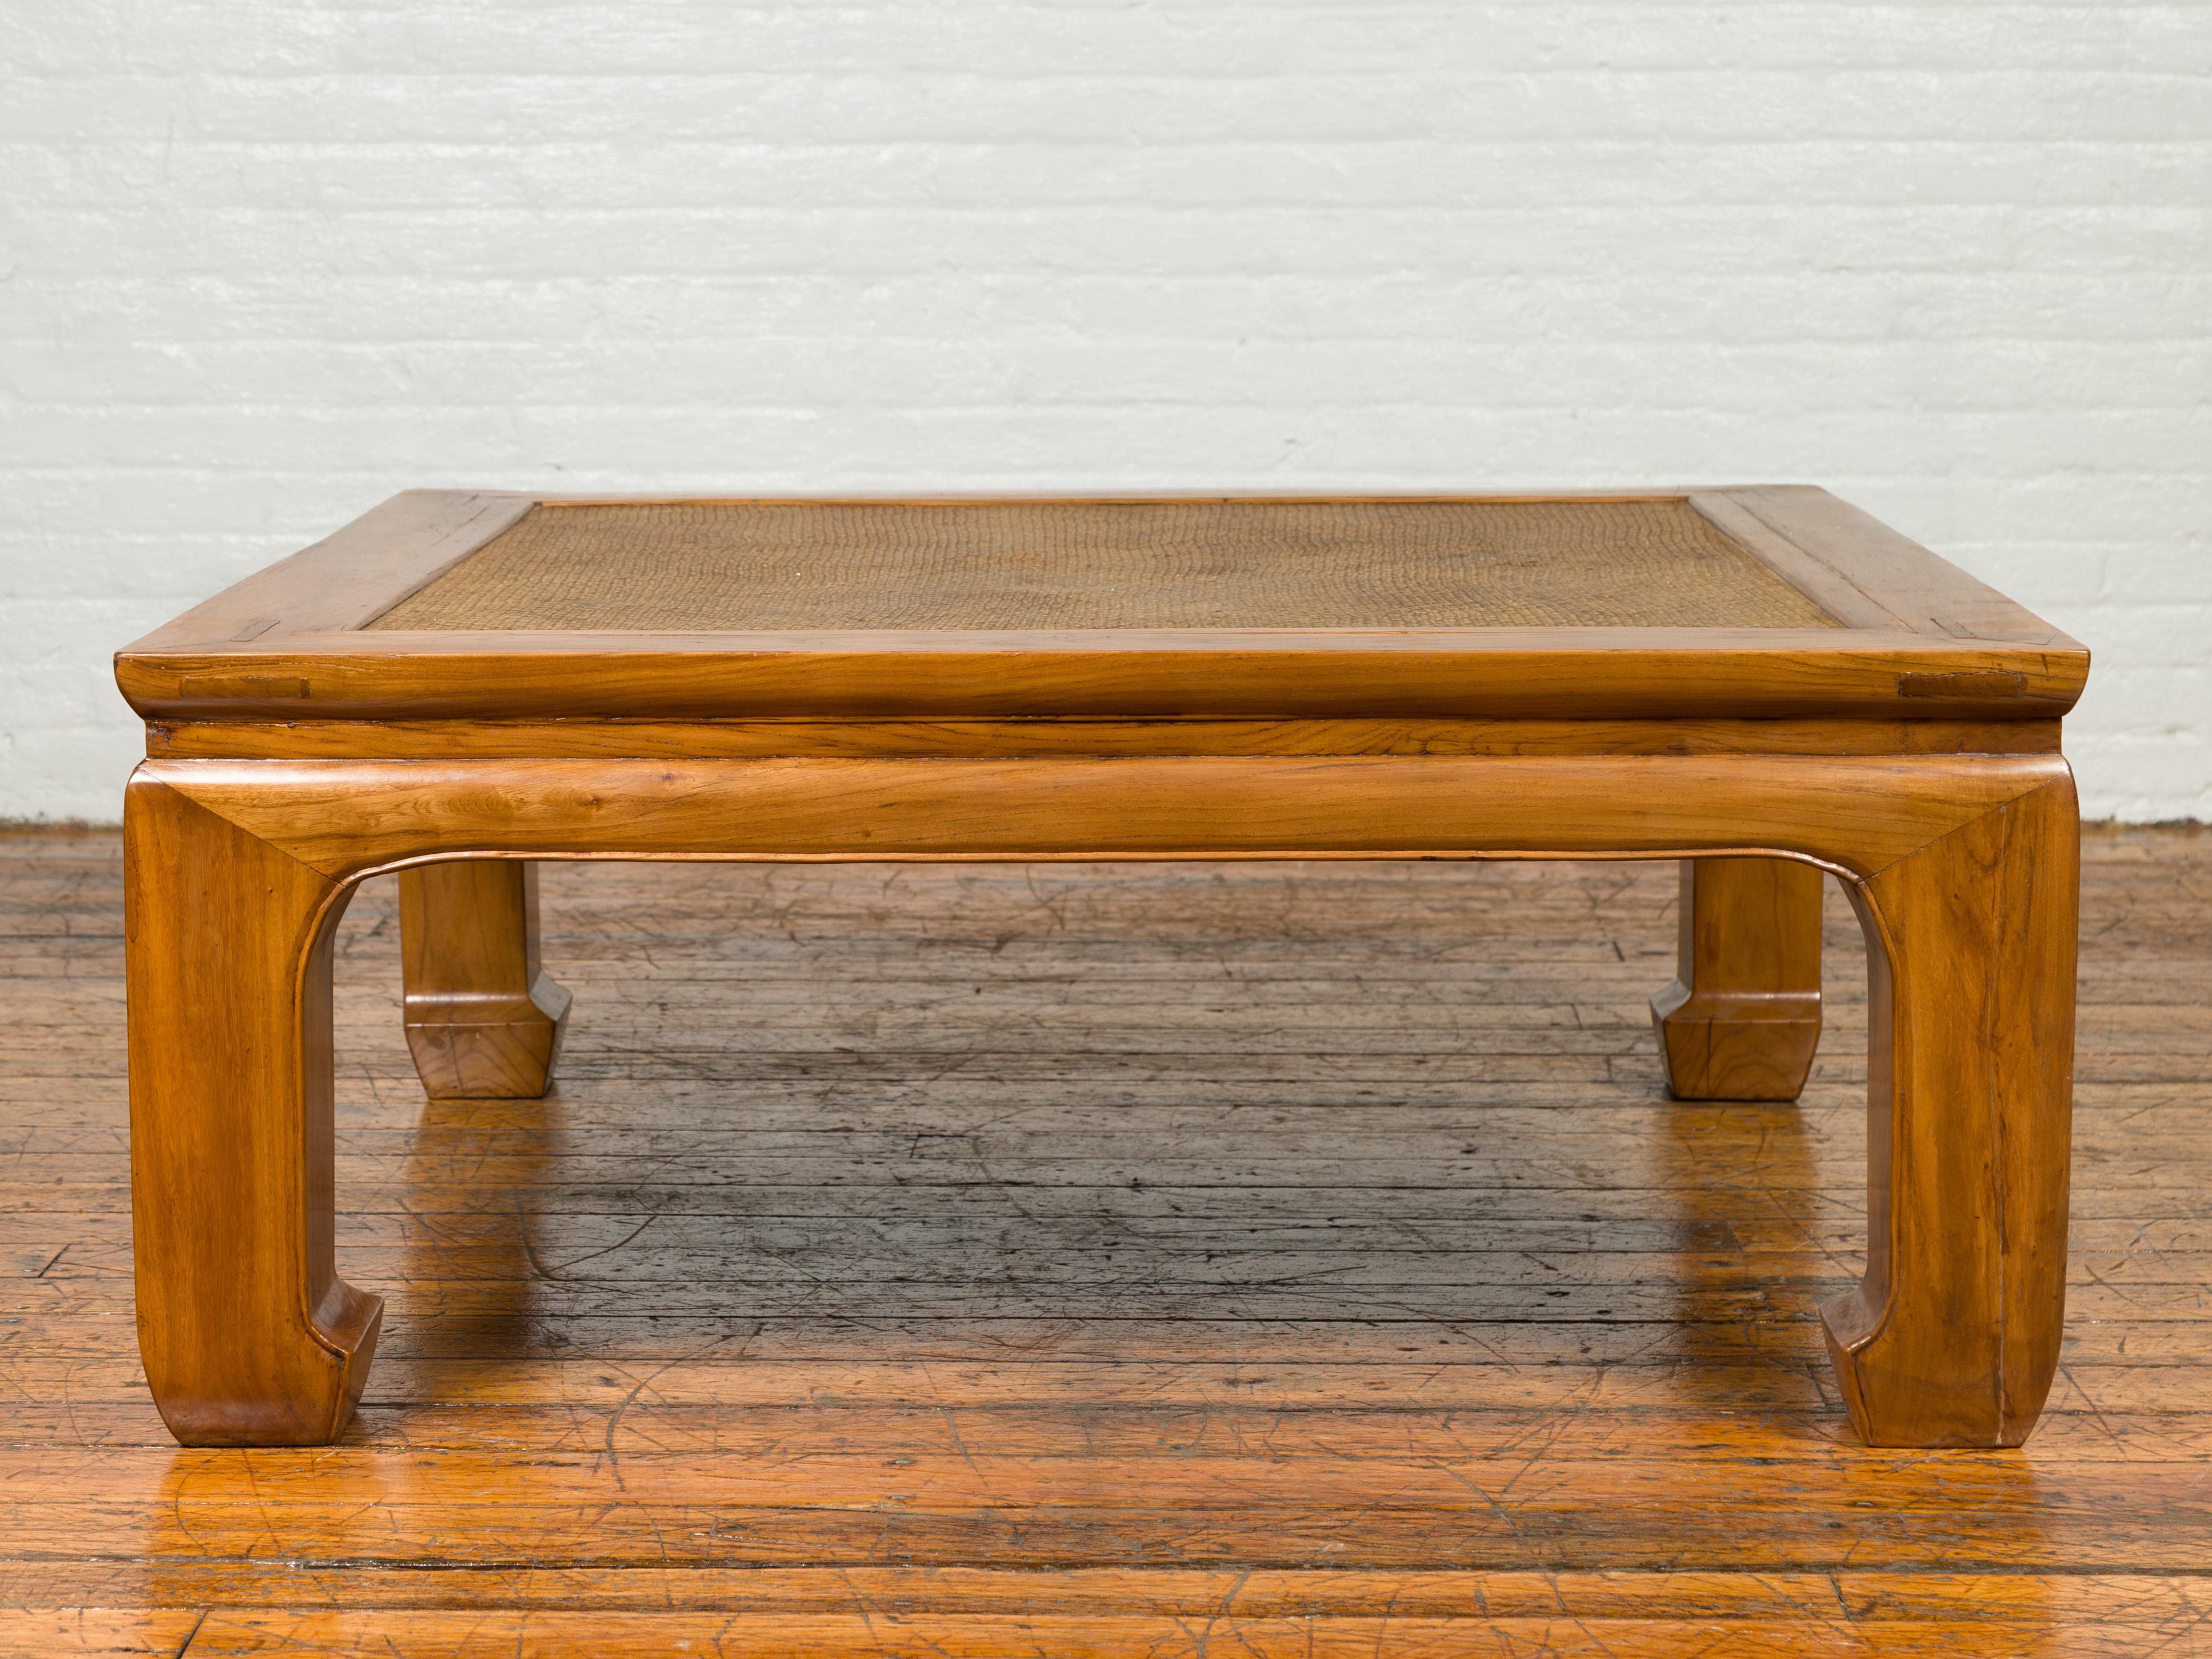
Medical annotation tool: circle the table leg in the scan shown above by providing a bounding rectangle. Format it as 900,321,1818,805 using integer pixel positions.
1650,857,1824,1100
1824,771,2079,1446
125,775,382,1446
399,860,571,1099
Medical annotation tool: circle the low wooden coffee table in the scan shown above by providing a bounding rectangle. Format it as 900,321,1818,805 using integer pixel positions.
117,489,2086,1450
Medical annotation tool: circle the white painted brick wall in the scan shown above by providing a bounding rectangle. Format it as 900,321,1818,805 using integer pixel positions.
3,2,2205,821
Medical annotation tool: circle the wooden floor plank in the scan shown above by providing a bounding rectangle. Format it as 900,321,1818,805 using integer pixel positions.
0,827,2207,1655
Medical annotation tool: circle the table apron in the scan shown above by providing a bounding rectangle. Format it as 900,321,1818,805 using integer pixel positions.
132,752,2069,889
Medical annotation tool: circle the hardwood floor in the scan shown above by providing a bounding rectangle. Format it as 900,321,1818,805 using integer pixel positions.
2,827,2208,1656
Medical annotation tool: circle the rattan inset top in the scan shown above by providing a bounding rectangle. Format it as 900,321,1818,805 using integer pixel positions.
367,499,1842,634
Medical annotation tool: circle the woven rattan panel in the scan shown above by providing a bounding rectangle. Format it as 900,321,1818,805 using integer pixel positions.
369,500,1841,633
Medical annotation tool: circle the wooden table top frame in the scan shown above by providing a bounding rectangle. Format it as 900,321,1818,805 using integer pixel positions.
116,487,2087,1451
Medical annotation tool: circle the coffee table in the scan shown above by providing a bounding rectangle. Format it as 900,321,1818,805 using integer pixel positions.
116,489,2086,1449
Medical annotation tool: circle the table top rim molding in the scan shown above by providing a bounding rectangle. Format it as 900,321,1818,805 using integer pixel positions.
115,486,2086,725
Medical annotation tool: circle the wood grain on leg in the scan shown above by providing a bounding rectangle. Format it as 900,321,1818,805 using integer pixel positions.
1651,858,1824,1101
1825,771,2079,1447
400,861,570,1099
123,771,382,1447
